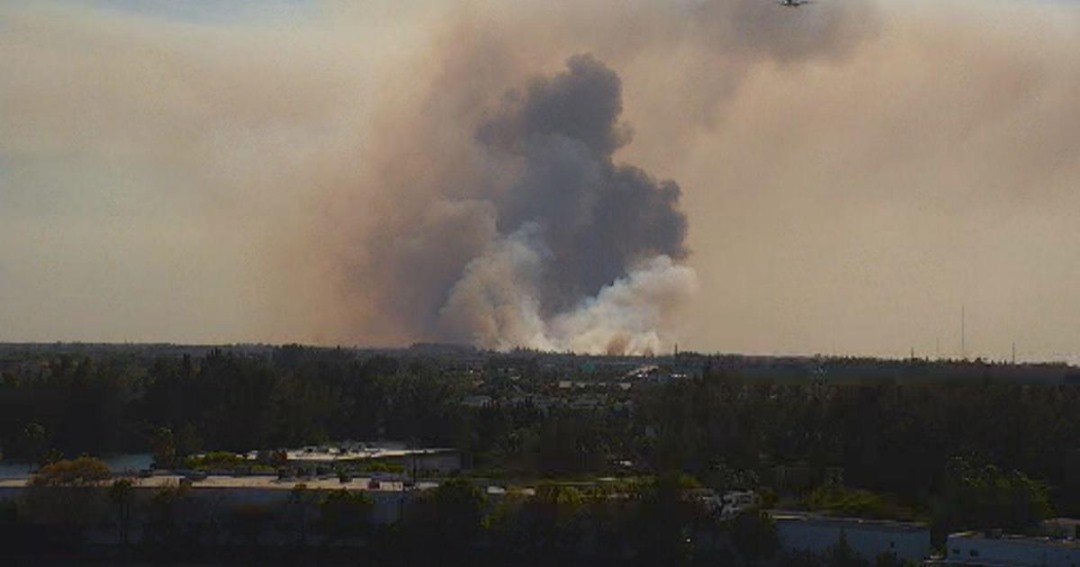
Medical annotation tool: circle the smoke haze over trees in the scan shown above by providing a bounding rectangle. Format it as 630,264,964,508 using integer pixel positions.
7,1,1080,359
333,0,877,353
2,345,1079,523
368,54,695,354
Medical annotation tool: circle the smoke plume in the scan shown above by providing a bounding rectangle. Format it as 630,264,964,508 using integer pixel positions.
335,0,879,353
359,55,693,353
14,1,1080,360
0,0,878,351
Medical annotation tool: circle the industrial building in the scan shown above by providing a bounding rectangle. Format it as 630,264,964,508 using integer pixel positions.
773,512,932,564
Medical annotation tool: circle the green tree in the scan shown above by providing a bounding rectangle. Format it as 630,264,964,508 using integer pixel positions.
29,456,111,487
22,422,48,467
627,474,699,565
143,483,193,554
933,457,1052,537
803,486,914,521
283,483,318,546
825,531,868,567
225,503,273,547
731,507,780,562
406,478,486,557
517,484,587,560
108,478,135,546
874,551,900,567
150,427,177,469
22,457,112,541
317,489,373,545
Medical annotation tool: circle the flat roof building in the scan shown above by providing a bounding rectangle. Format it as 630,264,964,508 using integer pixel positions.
773,511,931,564
945,531,1080,567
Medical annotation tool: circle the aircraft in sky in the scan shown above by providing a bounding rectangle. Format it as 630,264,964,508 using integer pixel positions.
779,0,812,7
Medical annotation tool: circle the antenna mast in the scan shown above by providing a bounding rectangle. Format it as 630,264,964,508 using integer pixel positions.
961,305,966,361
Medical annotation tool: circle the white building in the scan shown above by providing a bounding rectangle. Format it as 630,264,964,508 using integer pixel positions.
720,491,760,520
773,512,931,564
460,395,493,408
945,531,1080,567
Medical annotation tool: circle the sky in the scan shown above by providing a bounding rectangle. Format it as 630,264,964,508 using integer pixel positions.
3,0,1080,361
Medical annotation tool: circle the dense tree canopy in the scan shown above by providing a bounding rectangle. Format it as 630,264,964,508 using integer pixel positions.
1,345,1078,532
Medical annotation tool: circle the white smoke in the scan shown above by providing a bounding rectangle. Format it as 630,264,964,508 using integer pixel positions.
550,255,698,355
440,231,697,355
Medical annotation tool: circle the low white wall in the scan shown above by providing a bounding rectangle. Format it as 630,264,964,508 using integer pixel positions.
776,516,931,564
946,533,1080,567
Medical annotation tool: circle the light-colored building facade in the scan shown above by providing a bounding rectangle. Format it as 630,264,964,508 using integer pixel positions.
774,512,931,564
945,531,1080,567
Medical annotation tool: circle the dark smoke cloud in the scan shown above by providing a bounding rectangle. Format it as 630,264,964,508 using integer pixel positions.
17,0,1080,360
340,0,881,352
1,0,889,352
476,54,688,315
356,54,694,352
709,0,878,61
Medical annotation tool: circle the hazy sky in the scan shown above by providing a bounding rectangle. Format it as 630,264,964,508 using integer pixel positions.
4,0,1080,361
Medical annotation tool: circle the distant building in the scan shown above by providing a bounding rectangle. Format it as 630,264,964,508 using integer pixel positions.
399,450,462,476
568,394,608,411
461,395,493,408
773,512,931,564
1,473,434,545
945,530,1080,567
273,444,462,475
1043,518,1080,540
720,491,760,520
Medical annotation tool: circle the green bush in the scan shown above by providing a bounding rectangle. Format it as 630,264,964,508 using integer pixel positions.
802,487,915,521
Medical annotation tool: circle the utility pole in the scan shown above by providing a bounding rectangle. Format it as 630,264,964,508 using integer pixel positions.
961,306,966,361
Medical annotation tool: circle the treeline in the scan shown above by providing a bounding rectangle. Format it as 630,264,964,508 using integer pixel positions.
637,375,1080,509
2,469,859,567
2,347,1080,521
0,347,469,459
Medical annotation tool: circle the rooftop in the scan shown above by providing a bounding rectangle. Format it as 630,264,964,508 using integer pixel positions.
0,475,441,493
770,510,929,533
948,530,1080,550
264,444,457,463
